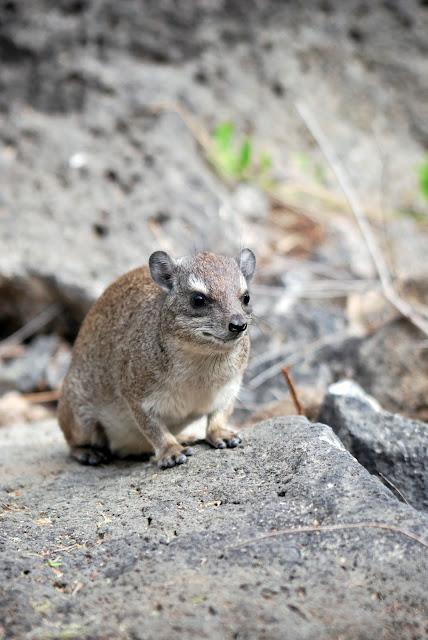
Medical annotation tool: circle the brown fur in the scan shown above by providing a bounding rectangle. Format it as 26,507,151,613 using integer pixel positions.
58,250,255,468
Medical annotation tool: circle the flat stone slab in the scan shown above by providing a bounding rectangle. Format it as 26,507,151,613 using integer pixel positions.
1,418,427,640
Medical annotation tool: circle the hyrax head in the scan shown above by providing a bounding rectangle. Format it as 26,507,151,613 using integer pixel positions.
149,249,256,352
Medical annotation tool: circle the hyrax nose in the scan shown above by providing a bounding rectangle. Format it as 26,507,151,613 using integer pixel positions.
228,314,247,335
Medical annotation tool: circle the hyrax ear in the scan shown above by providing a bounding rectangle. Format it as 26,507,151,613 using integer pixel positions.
149,251,176,291
238,248,256,282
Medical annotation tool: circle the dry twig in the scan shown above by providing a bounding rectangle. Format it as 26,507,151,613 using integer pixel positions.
295,102,428,338
152,101,327,228
151,101,213,153
23,390,61,404
248,330,348,390
378,472,410,506
228,522,428,551
281,367,305,415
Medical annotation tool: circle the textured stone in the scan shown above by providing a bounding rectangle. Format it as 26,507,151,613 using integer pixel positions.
319,380,428,511
0,417,427,639
1,0,428,323
1,0,428,421
0,335,60,393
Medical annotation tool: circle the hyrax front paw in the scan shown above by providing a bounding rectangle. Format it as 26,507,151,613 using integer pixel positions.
207,428,242,449
157,443,193,470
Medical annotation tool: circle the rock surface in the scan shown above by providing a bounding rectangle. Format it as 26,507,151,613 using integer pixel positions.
1,0,428,424
345,320,428,422
260,316,428,423
1,0,428,320
1,417,427,640
319,380,428,512
0,335,68,394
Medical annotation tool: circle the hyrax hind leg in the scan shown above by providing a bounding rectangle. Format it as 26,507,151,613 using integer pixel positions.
58,394,111,466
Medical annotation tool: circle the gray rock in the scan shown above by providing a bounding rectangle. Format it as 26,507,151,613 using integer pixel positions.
1,0,428,324
0,417,427,639
230,184,270,222
352,320,428,422
241,300,347,411
282,318,428,423
44,341,72,391
0,335,61,393
319,380,428,511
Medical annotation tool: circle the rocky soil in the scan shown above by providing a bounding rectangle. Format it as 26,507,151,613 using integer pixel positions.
1,417,427,640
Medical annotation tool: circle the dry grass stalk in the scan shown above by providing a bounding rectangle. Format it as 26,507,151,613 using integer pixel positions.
295,102,428,338
378,472,410,506
151,101,213,155
23,390,61,404
248,330,348,390
228,522,428,551
281,367,305,416
152,101,326,239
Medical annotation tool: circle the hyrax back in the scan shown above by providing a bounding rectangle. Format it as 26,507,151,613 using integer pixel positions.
58,249,256,469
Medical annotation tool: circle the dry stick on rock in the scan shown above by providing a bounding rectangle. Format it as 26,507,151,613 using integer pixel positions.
295,102,428,338
227,522,428,551
282,366,305,416
378,472,410,506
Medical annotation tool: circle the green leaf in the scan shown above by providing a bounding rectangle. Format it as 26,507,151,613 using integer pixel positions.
210,121,274,185
213,148,238,176
47,559,63,568
213,122,234,152
237,138,252,174
223,155,240,176
419,159,428,201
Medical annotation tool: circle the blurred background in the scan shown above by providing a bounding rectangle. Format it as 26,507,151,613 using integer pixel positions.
1,0,427,428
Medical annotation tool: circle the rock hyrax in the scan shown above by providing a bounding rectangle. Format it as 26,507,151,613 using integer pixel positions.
58,249,256,469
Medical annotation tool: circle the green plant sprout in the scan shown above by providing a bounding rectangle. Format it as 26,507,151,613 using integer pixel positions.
209,122,273,187
419,158,428,202
47,558,63,568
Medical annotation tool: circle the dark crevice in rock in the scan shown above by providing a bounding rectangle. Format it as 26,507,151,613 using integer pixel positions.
0,34,32,63
0,274,91,344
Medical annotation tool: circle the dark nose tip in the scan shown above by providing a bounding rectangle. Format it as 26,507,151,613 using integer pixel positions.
229,315,247,334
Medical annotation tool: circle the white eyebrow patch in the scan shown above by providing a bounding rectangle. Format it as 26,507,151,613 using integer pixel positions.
188,274,209,294
240,273,248,294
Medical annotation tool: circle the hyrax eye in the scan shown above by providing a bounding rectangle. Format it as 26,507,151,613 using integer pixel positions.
242,292,250,305
191,292,208,308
